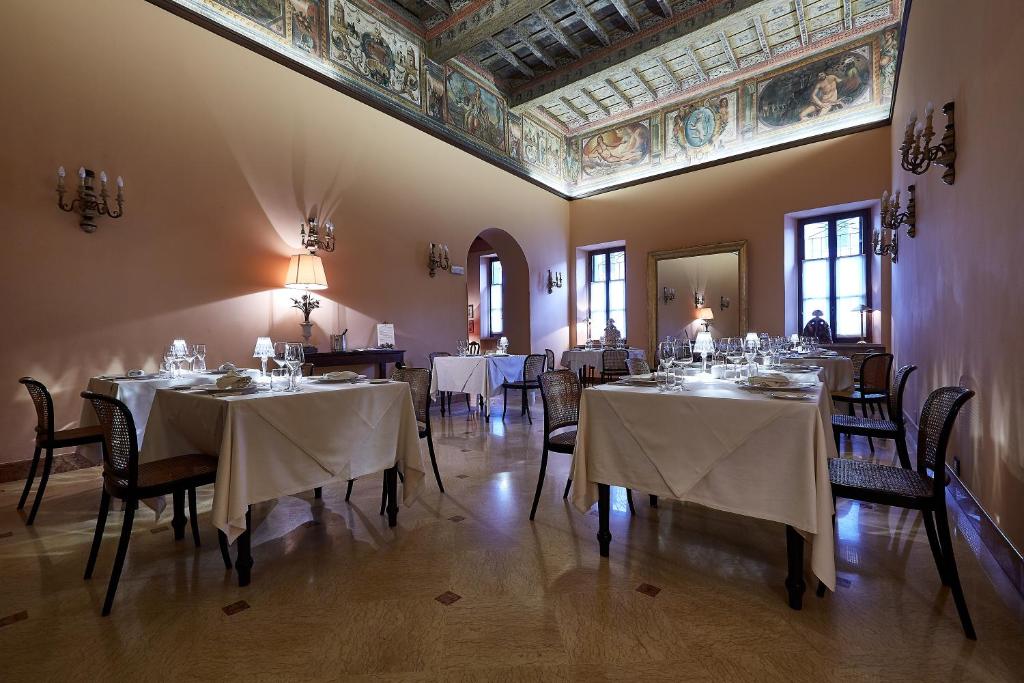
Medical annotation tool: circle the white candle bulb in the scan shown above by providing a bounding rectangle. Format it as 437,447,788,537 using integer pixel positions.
914,121,925,136
882,190,889,205
99,171,108,183
925,101,934,116
116,176,124,188
57,166,66,178
78,166,86,179
908,110,917,124
894,190,901,206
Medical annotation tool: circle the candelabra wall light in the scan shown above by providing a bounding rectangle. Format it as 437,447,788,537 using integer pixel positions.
56,166,125,233
661,286,677,304
299,215,335,253
546,270,564,294
900,101,957,185
872,184,917,263
720,296,731,310
693,291,704,308
428,242,451,277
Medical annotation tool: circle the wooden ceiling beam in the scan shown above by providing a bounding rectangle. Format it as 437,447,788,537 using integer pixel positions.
536,10,582,59
580,87,610,115
658,56,681,91
842,0,853,30
653,0,673,19
567,0,611,46
487,38,535,78
559,95,591,122
421,0,452,17
630,67,656,100
604,77,633,107
683,46,707,83
429,0,552,62
513,25,557,69
717,31,738,70
794,0,808,45
608,0,640,32
752,16,771,60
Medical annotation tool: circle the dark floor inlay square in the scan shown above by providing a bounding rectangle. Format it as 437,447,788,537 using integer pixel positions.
636,583,661,597
0,531,13,539
435,591,461,606
836,576,852,588
456,474,469,479
0,611,28,628
150,526,170,534
448,515,465,523
222,600,250,616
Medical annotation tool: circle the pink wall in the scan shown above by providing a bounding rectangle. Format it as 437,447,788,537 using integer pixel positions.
891,0,1024,551
569,126,893,352
0,0,569,465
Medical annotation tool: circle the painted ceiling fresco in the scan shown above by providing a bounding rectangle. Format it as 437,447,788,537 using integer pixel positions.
154,0,905,196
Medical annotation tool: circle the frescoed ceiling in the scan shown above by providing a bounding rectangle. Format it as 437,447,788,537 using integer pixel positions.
150,0,906,196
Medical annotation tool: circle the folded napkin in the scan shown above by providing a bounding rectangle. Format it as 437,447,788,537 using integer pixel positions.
216,371,253,390
747,372,790,388
218,362,237,372
322,371,358,381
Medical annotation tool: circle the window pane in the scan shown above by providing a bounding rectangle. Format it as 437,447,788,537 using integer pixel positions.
591,254,606,282
836,297,866,338
609,250,625,281
590,282,607,332
802,298,830,328
803,222,830,260
836,217,862,257
836,255,866,298
610,309,626,337
490,259,502,285
490,285,502,310
490,309,503,334
608,280,625,312
801,260,830,300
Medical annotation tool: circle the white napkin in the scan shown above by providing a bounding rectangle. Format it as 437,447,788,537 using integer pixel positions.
216,371,253,390
218,362,237,372
747,372,790,388
322,371,358,381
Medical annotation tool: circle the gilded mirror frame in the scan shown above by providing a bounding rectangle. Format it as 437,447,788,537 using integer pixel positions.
646,240,749,358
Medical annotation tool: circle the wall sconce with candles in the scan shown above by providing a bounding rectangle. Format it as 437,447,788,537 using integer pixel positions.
56,166,125,233
428,242,451,277
872,184,916,263
693,290,703,308
299,215,335,253
900,101,957,185
662,286,676,304
546,270,564,294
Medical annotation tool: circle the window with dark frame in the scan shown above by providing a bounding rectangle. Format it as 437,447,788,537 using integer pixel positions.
588,248,626,339
487,257,503,336
798,210,872,342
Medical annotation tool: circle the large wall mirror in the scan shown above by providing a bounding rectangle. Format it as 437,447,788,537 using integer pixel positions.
647,241,748,353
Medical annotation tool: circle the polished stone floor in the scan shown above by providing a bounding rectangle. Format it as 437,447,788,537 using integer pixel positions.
1,395,1023,681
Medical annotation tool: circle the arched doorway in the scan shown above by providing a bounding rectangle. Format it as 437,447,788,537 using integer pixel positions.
467,228,530,354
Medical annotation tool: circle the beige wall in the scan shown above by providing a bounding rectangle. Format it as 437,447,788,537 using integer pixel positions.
0,0,569,464
891,0,1024,551
570,126,892,352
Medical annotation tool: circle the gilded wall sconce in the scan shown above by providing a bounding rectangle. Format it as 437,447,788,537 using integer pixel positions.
873,184,916,263
662,286,676,304
56,166,125,233
693,291,704,308
428,242,451,277
299,215,335,253
546,270,564,294
720,296,730,310
899,101,957,185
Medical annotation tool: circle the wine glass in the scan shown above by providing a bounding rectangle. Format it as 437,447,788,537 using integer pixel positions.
162,345,176,377
192,344,207,372
284,342,304,391
273,342,288,369
744,337,759,376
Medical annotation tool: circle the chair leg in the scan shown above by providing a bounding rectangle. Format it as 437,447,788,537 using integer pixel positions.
187,487,201,547
84,490,111,579
816,581,827,597
626,488,636,516
502,387,508,420
426,432,444,493
313,487,322,499
895,435,912,469
562,476,572,500
922,509,948,585
26,448,54,525
101,499,136,616
464,393,471,413
859,402,875,453
217,530,232,569
171,489,186,540
934,506,977,639
380,477,387,516
440,391,446,416
17,445,42,510
523,388,532,424
833,427,841,453
345,479,354,502
529,446,549,520
649,495,658,508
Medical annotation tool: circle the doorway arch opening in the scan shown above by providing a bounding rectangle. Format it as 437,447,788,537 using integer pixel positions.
467,228,530,354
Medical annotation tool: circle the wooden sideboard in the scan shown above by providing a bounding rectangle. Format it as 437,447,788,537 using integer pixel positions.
304,349,406,378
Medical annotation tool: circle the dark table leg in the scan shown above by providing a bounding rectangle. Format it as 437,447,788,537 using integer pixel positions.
597,483,611,557
385,465,399,528
171,489,186,540
785,525,806,610
378,361,386,379
236,506,253,587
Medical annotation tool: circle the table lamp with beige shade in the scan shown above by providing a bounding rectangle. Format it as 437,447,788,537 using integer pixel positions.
696,307,714,332
284,252,328,352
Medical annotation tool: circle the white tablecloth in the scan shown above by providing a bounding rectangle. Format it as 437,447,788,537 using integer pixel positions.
142,381,424,542
782,355,854,392
429,355,526,402
571,377,838,590
560,348,646,373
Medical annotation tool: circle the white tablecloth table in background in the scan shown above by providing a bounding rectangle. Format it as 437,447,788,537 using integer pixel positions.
571,376,838,595
560,348,646,374
142,381,424,543
782,355,854,392
429,355,526,417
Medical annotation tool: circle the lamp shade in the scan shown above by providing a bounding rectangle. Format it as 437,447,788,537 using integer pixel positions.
253,336,274,358
697,307,714,321
284,253,328,290
693,331,715,355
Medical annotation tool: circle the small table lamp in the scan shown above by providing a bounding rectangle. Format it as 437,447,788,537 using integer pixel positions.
253,336,274,376
694,331,715,375
284,252,328,351
697,307,714,332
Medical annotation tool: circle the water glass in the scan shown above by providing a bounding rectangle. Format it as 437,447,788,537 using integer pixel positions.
193,344,207,372
270,368,289,392
284,342,304,391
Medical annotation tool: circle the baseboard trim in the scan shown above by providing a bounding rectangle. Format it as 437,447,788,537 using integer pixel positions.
905,417,1024,599
0,449,100,485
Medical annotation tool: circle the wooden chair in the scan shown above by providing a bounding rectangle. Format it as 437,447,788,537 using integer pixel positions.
430,351,471,416
626,358,651,376
502,354,546,423
832,352,893,452
600,349,629,383
17,377,105,525
544,348,556,372
80,391,231,616
531,370,635,519
833,365,917,468
823,386,977,639
300,362,314,377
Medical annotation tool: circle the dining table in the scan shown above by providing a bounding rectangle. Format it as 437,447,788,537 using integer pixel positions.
141,378,425,586
571,373,838,609
560,348,646,383
429,354,525,419
781,353,854,392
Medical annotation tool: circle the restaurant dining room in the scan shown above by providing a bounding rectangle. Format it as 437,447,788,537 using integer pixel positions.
2,0,1023,679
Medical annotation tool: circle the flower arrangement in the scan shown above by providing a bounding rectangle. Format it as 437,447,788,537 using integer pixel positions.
291,293,320,323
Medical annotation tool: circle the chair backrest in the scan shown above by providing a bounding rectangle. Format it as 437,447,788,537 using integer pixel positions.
916,386,975,494
602,349,628,372
300,362,314,377
81,391,139,488
429,351,451,368
538,370,581,435
467,341,481,356
391,367,431,425
544,348,555,371
19,377,54,439
626,358,651,376
523,354,547,383
850,352,869,379
888,364,917,427
858,352,893,394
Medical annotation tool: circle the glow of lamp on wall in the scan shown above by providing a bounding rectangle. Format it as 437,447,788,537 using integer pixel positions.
56,166,125,233
428,242,451,277
696,307,714,332
899,101,956,185
547,270,564,294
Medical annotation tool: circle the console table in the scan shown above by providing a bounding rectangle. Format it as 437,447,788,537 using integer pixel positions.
304,349,406,378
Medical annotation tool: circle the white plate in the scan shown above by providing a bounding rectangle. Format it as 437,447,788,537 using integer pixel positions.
770,391,815,401
738,380,816,392
314,375,366,384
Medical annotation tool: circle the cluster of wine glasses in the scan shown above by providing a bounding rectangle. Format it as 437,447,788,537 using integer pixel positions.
162,340,206,377
656,338,695,391
270,341,305,391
